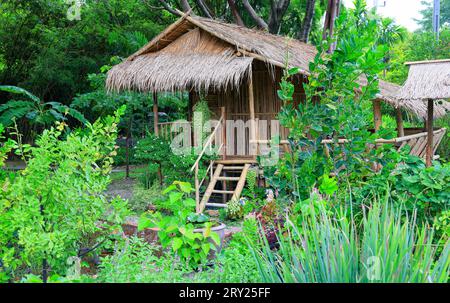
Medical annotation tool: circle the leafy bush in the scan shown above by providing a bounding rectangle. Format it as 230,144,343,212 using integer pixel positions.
248,199,449,283
356,155,449,224
0,85,86,129
134,134,202,187
138,181,221,269
214,218,261,283
0,107,129,282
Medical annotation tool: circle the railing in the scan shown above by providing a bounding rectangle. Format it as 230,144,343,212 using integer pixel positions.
251,128,447,160
158,121,192,141
190,107,226,213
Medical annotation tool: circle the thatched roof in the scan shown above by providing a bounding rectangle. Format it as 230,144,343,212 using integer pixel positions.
106,15,316,93
395,59,450,119
398,59,450,100
107,27,253,92
106,15,448,119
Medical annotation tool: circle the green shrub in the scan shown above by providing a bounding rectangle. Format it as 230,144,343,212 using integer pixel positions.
357,155,450,225
138,181,221,269
214,218,261,283
0,107,130,282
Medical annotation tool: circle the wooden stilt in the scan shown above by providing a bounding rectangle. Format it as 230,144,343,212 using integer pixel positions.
426,99,434,167
373,100,382,132
395,108,405,137
153,92,159,136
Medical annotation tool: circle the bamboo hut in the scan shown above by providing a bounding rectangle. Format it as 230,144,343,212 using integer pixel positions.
106,15,449,210
398,59,450,166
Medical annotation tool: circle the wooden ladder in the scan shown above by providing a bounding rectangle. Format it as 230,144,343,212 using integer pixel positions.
198,163,251,212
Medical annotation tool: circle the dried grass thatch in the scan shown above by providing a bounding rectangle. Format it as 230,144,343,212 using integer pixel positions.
106,28,253,93
398,59,450,100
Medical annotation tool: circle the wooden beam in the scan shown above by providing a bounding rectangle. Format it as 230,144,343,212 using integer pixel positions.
373,100,382,132
230,164,251,203
396,108,405,137
248,76,257,159
153,93,159,136
405,59,450,65
426,99,434,167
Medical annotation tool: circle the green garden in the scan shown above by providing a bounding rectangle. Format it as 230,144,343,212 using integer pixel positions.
0,0,448,283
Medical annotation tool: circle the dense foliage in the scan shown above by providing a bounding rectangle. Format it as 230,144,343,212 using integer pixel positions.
0,107,129,282
0,0,448,284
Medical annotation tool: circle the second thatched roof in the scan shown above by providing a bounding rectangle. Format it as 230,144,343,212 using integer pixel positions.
398,59,450,100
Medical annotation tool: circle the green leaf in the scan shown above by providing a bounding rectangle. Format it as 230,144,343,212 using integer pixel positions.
319,174,338,195
175,181,193,193
201,243,210,255
209,232,221,245
172,238,183,251
162,184,177,194
137,214,155,231
169,192,183,204
0,85,40,103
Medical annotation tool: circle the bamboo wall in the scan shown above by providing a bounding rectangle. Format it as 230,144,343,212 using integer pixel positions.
193,61,307,157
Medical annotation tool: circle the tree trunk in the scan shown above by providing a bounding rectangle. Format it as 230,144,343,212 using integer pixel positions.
227,0,245,26
298,0,316,42
268,0,291,34
322,0,341,52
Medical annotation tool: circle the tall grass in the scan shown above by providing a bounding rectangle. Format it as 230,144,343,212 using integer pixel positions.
248,200,449,283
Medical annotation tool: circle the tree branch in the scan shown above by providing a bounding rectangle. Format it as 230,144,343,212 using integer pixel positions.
156,0,182,16
195,0,213,18
242,0,269,30
180,0,192,13
227,0,245,26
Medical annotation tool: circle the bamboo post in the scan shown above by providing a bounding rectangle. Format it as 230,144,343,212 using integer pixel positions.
220,106,227,203
153,92,159,136
426,99,434,167
373,100,382,132
248,76,257,160
221,106,226,160
195,164,200,213
395,108,405,137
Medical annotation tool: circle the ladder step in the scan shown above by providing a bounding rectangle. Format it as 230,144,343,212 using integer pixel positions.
212,190,234,194
222,166,245,170
217,176,240,181
206,202,228,208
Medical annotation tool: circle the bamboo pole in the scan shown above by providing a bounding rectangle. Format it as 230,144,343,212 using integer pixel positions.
153,93,159,136
221,106,226,160
220,106,227,203
248,76,257,160
395,108,405,137
426,99,434,167
195,164,200,213
373,100,382,132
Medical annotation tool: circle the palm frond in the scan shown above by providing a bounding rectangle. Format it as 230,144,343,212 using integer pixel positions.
0,85,40,104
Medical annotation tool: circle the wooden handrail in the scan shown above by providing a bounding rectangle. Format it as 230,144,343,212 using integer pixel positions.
250,128,447,145
191,107,226,212
190,116,224,173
